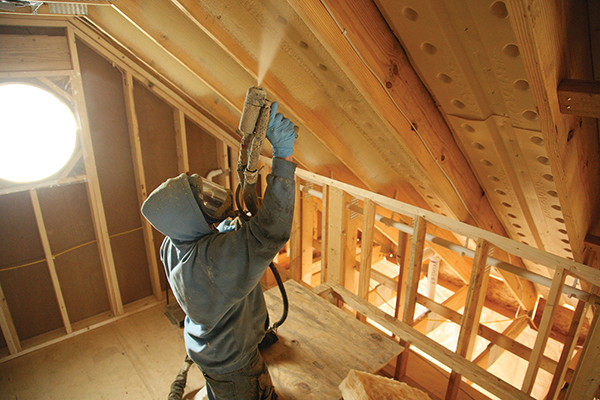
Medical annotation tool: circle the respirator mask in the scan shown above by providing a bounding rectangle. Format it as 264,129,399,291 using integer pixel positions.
188,174,234,224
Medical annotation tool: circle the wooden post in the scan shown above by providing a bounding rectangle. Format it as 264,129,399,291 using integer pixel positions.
327,186,345,285
358,199,376,300
301,188,315,284
522,267,567,394
30,189,72,334
173,107,189,174
344,196,359,293
320,184,329,284
67,27,123,315
566,306,600,400
404,216,427,325
289,180,302,282
546,299,589,400
123,71,162,301
0,282,21,354
446,238,492,400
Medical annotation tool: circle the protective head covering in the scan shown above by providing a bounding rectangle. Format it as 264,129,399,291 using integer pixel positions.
188,174,234,224
141,173,213,241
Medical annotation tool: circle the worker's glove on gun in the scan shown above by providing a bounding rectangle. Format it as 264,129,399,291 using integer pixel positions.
216,219,235,233
266,102,295,158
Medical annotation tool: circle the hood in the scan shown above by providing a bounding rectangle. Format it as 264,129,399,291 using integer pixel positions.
141,173,212,241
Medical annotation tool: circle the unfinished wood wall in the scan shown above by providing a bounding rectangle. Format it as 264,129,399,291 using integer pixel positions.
0,21,231,357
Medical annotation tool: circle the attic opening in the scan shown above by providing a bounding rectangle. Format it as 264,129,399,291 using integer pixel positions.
0,83,77,183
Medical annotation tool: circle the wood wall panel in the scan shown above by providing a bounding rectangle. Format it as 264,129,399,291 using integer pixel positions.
134,79,179,290
38,184,109,322
0,264,63,341
77,40,152,304
185,117,223,185
110,231,152,305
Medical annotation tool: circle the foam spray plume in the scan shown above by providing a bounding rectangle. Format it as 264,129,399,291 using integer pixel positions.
256,16,287,86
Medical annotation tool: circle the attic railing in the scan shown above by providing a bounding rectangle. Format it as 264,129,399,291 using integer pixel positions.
289,168,600,400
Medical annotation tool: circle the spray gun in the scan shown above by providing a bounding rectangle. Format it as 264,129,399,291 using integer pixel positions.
236,86,289,337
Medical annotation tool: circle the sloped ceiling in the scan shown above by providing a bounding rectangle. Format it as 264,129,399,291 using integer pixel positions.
3,1,599,274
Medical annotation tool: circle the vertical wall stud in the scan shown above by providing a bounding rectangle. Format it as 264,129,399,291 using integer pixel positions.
320,184,329,284
404,216,427,325
0,283,21,354
123,71,162,301
327,186,345,284
301,188,315,284
358,198,376,300
174,108,189,174
289,179,302,282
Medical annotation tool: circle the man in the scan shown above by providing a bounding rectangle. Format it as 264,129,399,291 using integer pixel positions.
141,102,296,399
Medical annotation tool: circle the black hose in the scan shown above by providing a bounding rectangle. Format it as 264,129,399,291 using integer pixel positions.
267,262,288,331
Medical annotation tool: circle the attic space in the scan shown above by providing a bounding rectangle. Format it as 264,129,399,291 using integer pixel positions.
1,1,599,400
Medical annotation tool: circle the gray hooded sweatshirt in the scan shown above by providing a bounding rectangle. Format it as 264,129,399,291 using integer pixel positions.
141,158,296,374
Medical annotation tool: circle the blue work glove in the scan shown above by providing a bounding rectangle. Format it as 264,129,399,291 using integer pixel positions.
216,219,236,233
266,102,295,158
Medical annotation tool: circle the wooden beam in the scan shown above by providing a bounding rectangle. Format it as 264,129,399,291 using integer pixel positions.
506,0,600,263
473,316,528,370
301,189,315,285
446,239,492,400
326,186,345,285
290,180,302,282
67,26,123,315
320,184,329,285
330,284,535,400
557,79,600,118
123,71,162,301
358,199,376,301
30,189,72,334
173,107,189,174
404,216,427,326
566,307,600,400
522,268,567,394
413,286,468,334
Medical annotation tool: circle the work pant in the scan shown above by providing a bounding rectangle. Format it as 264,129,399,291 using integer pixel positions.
201,349,278,400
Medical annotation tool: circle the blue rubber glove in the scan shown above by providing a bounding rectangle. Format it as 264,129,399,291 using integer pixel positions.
266,102,295,158
216,219,236,233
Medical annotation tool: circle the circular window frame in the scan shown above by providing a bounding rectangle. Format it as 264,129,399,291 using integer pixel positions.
0,81,79,185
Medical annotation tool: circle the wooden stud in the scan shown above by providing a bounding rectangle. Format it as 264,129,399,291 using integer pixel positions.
173,107,189,174
30,189,73,334
320,184,329,284
122,71,162,301
326,186,344,285
289,179,302,282
446,239,492,400
404,216,427,326
301,189,315,285
522,267,567,394
344,195,359,294
473,316,528,370
66,26,123,315
566,306,600,400
358,199,376,300
547,299,590,400
413,286,468,334
220,142,231,190
0,282,21,354
557,79,600,118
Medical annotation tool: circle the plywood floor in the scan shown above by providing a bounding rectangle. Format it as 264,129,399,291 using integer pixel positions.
0,303,205,400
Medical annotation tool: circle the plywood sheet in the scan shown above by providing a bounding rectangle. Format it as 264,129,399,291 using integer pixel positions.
135,79,178,291
38,184,110,323
262,280,403,399
77,40,153,304
185,117,224,185
110,231,153,305
0,264,63,341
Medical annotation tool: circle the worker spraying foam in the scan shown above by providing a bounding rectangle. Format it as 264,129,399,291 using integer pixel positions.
141,87,296,400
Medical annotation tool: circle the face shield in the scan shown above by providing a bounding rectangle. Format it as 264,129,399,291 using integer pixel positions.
188,174,234,224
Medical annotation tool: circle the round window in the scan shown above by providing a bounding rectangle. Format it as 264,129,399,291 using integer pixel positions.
0,83,77,183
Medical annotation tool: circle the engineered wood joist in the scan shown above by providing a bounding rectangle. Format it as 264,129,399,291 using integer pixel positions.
286,0,508,234
506,0,600,264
